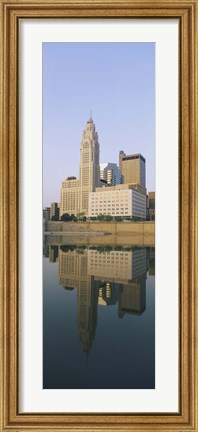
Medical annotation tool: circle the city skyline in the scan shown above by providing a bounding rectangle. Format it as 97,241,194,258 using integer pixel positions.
43,42,155,207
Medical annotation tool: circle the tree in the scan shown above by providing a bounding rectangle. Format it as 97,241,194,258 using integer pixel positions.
51,215,59,221
104,215,113,222
97,214,105,221
77,212,86,221
114,216,122,222
71,214,77,221
61,213,71,222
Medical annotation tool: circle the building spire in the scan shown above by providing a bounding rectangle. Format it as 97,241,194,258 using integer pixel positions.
90,109,92,121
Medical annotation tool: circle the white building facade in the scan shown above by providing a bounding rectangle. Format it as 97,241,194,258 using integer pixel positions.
88,186,146,219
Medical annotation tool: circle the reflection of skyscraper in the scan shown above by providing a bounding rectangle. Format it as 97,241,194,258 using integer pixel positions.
98,282,121,306
43,236,49,258
118,276,146,317
58,248,98,353
49,246,58,263
147,247,155,275
77,272,98,354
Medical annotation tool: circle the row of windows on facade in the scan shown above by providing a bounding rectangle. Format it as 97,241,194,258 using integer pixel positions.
90,207,129,211
90,257,129,262
91,210,129,216
91,197,129,201
90,203,145,209
90,259,130,264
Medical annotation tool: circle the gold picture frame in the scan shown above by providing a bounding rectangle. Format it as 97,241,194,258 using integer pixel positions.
0,0,197,431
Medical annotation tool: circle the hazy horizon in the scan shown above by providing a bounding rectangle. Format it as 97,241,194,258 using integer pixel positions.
43,42,155,207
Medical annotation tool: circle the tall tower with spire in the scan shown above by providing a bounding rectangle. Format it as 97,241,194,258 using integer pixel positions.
79,117,100,214
60,116,100,217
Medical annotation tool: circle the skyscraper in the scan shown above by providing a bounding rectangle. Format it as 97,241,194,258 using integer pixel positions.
79,117,100,214
146,191,155,221
60,117,100,217
119,151,146,188
50,202,59,220
100,162,124,186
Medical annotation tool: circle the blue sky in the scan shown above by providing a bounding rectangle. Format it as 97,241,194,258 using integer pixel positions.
43,42,155,207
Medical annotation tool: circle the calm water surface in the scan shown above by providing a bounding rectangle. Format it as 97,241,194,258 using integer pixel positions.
43,242,155,389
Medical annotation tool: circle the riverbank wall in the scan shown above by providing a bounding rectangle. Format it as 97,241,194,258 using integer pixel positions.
44,221,155,247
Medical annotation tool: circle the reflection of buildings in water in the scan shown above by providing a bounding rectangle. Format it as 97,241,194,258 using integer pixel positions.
147,247,155,276
118,276,146,317
43,243,49,258
77,274,98,354
88,248,147,282
49,246,59,263
58,249,98,354
58,248,80,290
98,282,121,306
57,246,149,352
88,248,147,317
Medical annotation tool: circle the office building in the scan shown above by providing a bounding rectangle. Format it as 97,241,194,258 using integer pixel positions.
147,191,155,221
60,117,100,217
88,184,146,219
79,117,100,214
43,207,50,221
60,177,80,216
100,162,124,186
50,202,60,220
119,151,146,187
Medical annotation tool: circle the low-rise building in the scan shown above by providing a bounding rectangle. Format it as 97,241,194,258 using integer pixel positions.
88,184,146,219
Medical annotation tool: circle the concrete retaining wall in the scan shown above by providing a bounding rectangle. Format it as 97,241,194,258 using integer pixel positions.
46,221,155,235
45,221,155,247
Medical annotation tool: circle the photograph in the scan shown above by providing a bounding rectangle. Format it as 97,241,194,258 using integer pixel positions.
42,42,156,389
1,1,197,430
